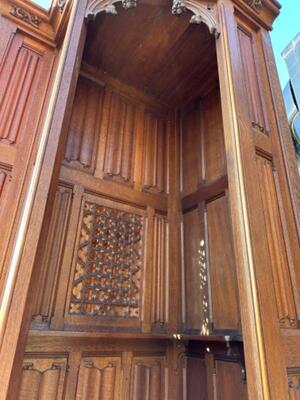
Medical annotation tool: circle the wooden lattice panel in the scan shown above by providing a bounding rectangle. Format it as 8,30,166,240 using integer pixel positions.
69,201,144,319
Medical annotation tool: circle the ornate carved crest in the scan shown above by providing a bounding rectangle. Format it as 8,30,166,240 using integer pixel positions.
10,5,41,27
86,0,137,18
244,0,263,12
172,0,220,39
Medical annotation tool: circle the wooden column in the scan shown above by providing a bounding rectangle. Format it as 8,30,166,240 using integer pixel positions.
0,1,88,398
216,0,299,398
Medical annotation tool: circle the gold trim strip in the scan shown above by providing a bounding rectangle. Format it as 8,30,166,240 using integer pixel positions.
0,0,80,347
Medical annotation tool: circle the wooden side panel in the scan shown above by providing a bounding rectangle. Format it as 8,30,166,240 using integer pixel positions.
0,36,41,145
207,195,240,331
31,184,72,328
76,356,121,400
131,356,165,400
186,357,207,400
151,214,169,328
237,25,269,133
256,154,297,328
183,207,209,334
0,29,54,284
215,360,247,400
202,90,226,183
142,110,168,194
18,356,67,400
181,105,202,196
64,76,103,171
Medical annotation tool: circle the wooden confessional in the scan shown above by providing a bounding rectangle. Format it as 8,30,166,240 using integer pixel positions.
0,0,299,399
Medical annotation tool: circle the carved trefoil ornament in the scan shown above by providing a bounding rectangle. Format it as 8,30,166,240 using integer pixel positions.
86,0,137,18
172,0,220,39
244,0,263,12
10,5,41,27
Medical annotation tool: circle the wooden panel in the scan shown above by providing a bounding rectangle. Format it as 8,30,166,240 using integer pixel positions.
215,360,247,400
0,30,54,285
256,154,297,328
151,214,169,329
0,35,41,146
76,356,121,400
202,90,226,183
66,193,145,329
207,195,240,331
84,5,217,106
142,110,168,194
18,356,67,400
185,357,207,400
181,104,202,196
237,24,269,134
31,184,72,328
131,356,165,400
102,90,136,183
183,206,209,334
64,76,103,172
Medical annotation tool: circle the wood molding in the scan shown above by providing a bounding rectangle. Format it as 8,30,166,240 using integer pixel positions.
182,175,228,212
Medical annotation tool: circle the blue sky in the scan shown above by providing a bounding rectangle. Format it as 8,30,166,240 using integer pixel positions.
33,0,298,89
270,0,300,88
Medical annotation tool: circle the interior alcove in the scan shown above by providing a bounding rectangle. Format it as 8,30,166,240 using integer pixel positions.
61,0,240,336
24,2,247,398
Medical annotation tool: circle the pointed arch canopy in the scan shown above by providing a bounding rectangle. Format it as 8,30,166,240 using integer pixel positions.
86,0,137,18
85,0,220,38
172,0,220,38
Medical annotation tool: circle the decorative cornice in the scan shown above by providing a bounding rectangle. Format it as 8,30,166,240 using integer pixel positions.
86,0,137,18
243,0,263,12
172,0,220,39
10,5,41,27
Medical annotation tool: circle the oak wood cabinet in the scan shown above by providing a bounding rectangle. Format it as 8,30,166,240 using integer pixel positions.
0,0,299,399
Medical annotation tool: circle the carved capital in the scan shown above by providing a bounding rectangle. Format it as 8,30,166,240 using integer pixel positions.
10,5,41,27
243,0,263,12
172,1,220,39
86,0,137,18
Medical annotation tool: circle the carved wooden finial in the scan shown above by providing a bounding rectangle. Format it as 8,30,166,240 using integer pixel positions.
86,0,137,18
171,0,220,39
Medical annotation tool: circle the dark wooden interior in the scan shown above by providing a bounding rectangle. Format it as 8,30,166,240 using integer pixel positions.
19,5,245,398
1,0,299,399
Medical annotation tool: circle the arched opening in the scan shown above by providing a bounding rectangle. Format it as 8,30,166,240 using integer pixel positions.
21,2,247,398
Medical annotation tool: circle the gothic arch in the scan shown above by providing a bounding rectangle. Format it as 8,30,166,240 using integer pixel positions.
172,0,220,38
85,0,220,38
85,0,137,18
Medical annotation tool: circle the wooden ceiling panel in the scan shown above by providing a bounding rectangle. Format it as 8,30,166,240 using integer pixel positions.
83,2,218,107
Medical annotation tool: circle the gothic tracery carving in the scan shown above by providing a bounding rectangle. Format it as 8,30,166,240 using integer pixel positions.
244,0,263,12
86,0,137,18
69,202,143,318
10,5,41,27
172,0,220,38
